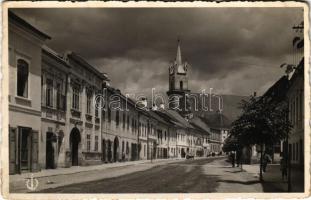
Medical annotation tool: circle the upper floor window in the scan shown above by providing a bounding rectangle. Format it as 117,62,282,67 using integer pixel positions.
95,94,100,118
123,112,126,129
180,81,183,90
116,110,120,127
72,87,80,110
86,134,91,152
86,92,92,114
95,105,99,118
56,82,66,111
46,79,53,107
102,108,105,121
127,115,130,130
17,59,29,98
108,106,111,122
170,80,174,90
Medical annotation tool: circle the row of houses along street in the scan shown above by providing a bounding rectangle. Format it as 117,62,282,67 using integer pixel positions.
8,11,236,175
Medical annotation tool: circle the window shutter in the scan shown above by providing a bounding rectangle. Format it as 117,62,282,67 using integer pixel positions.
9,127,17,174
31,130,40,172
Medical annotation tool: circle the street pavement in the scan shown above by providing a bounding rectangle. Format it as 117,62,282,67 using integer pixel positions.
36,157,264,193
11,157,304,193
10,157,184,193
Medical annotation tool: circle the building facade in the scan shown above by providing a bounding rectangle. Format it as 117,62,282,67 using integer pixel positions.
287,58,304,168
41,48,109,168
8,12,234,175
41,46,69,169
8,11,50,174
209,128,222,155
101,87,139,162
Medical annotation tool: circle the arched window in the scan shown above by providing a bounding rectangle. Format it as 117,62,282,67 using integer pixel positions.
17,59,29,97
180,81,183,90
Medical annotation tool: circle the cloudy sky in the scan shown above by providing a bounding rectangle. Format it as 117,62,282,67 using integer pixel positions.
12,7,303,96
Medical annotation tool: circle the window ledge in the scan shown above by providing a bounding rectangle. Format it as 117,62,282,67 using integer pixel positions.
71,108,81,117
71,108,81,113
45,105,56,110
95,117,100,124
85,114,93,121
15,95,31,102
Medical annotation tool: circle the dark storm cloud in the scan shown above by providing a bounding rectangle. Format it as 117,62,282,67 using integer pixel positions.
12,7,303,95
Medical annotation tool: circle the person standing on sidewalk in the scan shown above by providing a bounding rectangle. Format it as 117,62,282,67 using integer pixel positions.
236,151,240,167
280,153,288,180
231,152,235,167
262,152,272,172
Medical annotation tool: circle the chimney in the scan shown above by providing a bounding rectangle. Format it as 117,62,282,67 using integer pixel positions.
254,91,257,97
63,50,72,63
152,103,158,111
142,97,148,108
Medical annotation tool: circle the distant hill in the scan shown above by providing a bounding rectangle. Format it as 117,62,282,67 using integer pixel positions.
133,92,249,128
186,93,249,125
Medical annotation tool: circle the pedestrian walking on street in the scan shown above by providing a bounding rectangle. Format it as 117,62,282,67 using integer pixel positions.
280,153,288,180
262,152,271,172
236,152,240,167
231,152,235,167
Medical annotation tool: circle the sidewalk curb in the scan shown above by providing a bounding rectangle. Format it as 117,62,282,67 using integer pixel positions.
12,156,218,183
20,158,178,180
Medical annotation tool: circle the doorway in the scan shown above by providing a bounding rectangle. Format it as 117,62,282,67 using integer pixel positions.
113,137,119,162
46,132,55,169
181,148,186,158
107,140,112,162
19,128,31,171
102,139,106,162
70,128,81,166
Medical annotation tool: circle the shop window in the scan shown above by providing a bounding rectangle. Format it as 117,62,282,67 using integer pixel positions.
94,136,98,151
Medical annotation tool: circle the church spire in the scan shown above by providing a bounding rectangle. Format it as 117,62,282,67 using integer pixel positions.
176,38,182,66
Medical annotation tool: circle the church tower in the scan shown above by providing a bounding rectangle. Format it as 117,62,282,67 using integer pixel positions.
167,39,191,115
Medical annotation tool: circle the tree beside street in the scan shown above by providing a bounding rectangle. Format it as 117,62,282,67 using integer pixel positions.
229,84,291,181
